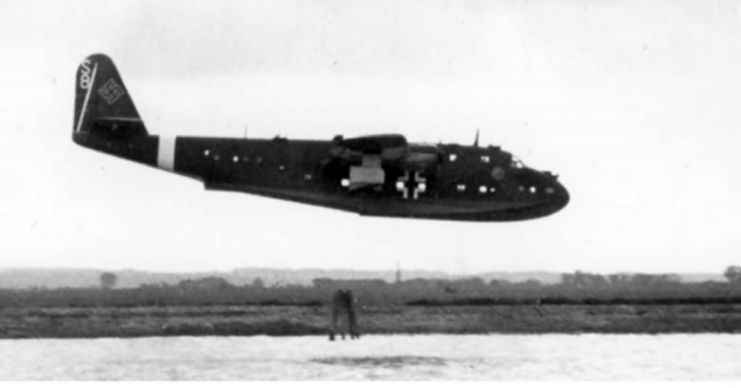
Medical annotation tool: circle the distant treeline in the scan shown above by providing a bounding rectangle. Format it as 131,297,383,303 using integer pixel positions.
1,273,741,309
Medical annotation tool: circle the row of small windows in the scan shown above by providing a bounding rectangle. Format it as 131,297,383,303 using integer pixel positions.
206,149,504,172
202,148,309,178
204,149,264,164
457,184,497,194
448,153,525,169
448,154,491,163
204,148,271,166
339,181,551,196
455,184,547,195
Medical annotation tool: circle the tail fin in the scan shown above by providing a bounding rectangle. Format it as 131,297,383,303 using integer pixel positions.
73,54,157,167
73,53,148,139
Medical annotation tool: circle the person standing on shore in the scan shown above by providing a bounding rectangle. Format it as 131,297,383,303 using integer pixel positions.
329,289,360,341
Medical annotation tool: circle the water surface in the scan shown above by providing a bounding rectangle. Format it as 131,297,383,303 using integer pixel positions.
0,334,739,380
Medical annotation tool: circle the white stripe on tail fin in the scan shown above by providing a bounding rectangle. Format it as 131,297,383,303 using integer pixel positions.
75,60,98,133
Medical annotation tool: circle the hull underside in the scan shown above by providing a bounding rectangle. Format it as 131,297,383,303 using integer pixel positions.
206,183,564,221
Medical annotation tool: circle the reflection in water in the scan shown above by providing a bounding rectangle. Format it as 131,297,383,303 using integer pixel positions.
1,334,740,380
312,356,447,368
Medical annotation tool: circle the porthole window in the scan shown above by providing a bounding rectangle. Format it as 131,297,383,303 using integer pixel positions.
530,186,537,194
479,185,487,194
304,173,313,181
232,156,239,163
449,154,458,162
213,155,220,161
204,149,210,157
489,187,496,193
456,184,466,192
341,178,350,187
518,186,524,192
256,157,263,164
279,165,286,172
546,187,555,195
481,156,490,163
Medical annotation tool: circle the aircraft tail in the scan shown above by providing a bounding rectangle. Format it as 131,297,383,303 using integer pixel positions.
73,54,157,166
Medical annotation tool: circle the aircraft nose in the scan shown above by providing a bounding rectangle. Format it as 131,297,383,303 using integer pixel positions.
544,174,569,211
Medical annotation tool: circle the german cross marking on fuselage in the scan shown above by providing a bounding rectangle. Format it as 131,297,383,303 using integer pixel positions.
98,79,125,105
397,171,426,200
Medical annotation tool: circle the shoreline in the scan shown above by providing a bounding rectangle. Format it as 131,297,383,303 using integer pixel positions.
1,304,740,339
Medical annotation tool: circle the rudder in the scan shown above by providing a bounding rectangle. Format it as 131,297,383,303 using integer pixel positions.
73,53,147,138
73,54,157,167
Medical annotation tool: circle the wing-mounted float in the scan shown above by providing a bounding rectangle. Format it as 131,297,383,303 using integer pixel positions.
73,54,569,222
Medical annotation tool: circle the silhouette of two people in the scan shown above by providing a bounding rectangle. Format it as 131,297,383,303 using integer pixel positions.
329,289,360,341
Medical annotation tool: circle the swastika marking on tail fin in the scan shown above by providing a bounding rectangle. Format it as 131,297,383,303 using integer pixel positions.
98,79,125,105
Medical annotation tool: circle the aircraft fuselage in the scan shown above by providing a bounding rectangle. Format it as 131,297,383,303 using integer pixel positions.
73,54,569,222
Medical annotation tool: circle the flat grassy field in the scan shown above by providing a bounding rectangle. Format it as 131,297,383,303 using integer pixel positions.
1,303,740,339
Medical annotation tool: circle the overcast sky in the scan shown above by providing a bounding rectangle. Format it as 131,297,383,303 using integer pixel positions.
1,0,740,275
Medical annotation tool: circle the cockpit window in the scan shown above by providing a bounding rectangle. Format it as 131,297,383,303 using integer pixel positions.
511,157,524,169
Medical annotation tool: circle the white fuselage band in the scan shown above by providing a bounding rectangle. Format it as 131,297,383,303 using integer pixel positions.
157,135,176,171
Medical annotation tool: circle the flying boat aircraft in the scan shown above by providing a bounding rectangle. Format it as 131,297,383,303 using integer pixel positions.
73,54,569,221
